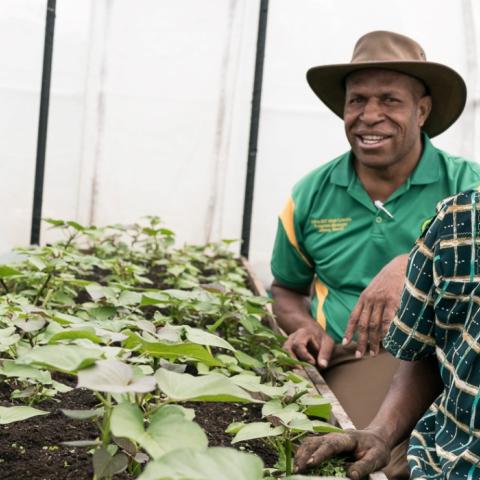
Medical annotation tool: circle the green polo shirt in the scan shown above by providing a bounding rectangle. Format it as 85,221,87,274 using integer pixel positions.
271,134,480,343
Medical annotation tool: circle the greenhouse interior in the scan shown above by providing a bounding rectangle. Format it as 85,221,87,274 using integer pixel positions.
1,1,480,479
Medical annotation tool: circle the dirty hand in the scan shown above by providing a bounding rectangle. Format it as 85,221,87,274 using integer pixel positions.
283,322,335,369
294,430,390,479
343,254,408,357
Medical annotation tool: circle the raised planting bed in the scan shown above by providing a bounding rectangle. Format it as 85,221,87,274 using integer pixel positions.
0,217,384,479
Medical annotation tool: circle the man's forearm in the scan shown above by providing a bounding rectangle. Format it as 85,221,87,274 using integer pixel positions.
367,356,443,448
271,281,314,334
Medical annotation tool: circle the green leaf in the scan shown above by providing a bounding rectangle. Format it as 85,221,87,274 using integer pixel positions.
18,345,103,373
52,380,73,393
183,326,234,351
50,312,85,325
93,447,128,478
110,402,207,460
44,218,66,227
28,256,46,271
163,289,197,301
124,333,221,367
234,351,263,369
231,422,284,443
48,327,103,345
0,406,48,424
0,360,52,384
231,375,287,398
156,325,182,343
86,285,115,301
225,421,245,434
89,306,117,321
138,447,264,480
77,360,156,393
168,265,185,277
288,417,316,432
66,220,86,231
61,408,104,420
0,326,15,338
118,290,142,306
262,399,305,425
52,291,76,306
155,369,257,403
299,396,332,420
140,291,170,305
0,265,21,278
15,317,46,332
0,332,20,350
312,420,342,433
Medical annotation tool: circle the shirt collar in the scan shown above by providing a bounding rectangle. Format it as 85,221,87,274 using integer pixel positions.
410,133,440,185
330,132,440,187
330,151,353,187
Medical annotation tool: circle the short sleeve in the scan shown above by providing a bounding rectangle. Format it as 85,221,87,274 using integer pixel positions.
383,210,442,360
452,160,480,193
271,197,314,290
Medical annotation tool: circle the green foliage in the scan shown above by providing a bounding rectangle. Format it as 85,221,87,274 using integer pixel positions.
0,405,48,424
137,447,264,480
0,217,338,479
110,402,208,460
308,457,349,477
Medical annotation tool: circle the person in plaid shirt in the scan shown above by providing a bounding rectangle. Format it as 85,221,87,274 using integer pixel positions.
294,188,480,479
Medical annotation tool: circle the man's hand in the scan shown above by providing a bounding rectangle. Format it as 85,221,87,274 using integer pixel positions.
294,430,390,479
343,254,408,357
283,323,335,369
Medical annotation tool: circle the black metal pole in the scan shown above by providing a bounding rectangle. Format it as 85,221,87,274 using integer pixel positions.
240,0,269,258
30,0,56,245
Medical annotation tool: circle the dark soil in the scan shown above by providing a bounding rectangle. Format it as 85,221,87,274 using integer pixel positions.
184,402,277,467
0,380,128,480
0,257,278,479
0,378,276,479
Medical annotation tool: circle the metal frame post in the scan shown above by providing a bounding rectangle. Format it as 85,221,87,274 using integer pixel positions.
30,0,56,245
240,0,269,258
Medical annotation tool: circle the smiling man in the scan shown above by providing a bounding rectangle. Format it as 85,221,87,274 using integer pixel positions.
270,31,480,478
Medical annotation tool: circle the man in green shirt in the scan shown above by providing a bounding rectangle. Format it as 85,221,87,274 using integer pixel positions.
270,31,480,478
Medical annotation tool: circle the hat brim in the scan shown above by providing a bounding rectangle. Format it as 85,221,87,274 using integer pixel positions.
306,61,466,138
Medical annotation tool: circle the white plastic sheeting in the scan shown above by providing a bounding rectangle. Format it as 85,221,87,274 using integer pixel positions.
1,0,479,286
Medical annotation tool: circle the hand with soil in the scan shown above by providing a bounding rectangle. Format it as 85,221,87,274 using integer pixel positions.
283,323,335,369
294,430,390,479
343,254,408,357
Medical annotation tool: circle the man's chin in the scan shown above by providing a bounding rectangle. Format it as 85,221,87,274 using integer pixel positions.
353,152,395,170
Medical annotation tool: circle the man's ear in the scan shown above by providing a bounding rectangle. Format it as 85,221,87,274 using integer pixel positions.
418,95,432,127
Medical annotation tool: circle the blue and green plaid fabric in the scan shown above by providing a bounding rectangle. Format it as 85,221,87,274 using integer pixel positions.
384,189,480,479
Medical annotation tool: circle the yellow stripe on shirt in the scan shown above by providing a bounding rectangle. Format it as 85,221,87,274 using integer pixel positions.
314,278,328,330
279,197,313,267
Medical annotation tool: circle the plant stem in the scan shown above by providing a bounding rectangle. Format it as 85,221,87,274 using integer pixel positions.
285,437,293,476
34,272,52,306
64,232,78,250
42,288,53,308
290,388,308,403
0,279,9,294
95,392,112,447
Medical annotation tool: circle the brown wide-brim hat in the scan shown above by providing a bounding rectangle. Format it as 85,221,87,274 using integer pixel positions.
306,31,467,138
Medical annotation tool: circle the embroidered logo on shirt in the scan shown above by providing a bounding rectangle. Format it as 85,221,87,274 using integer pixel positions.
311,217,352,233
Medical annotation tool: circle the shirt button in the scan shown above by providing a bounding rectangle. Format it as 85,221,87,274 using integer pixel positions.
375,216,382,223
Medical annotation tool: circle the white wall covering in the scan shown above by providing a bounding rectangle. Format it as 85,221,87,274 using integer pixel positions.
0,0,479,286
250,0,480,285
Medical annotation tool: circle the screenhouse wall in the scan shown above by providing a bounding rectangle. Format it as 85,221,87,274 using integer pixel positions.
1,0,479,285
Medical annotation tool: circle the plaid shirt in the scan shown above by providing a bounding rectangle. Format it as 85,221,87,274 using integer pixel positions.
384,189,480,479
